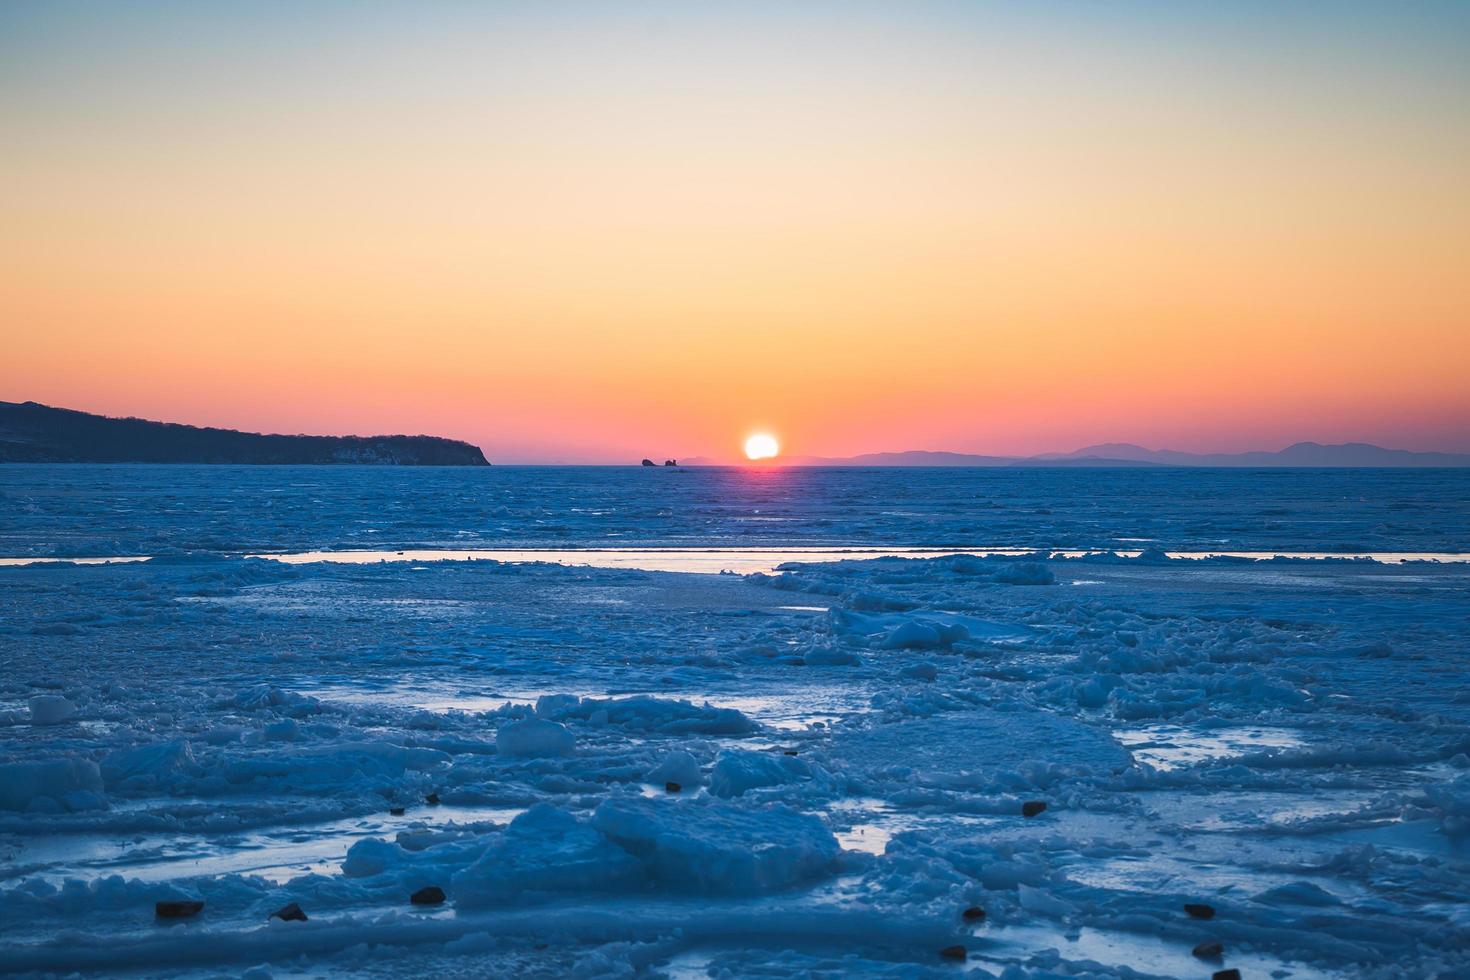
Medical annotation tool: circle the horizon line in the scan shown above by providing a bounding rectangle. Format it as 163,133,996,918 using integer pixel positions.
6,400,1470,465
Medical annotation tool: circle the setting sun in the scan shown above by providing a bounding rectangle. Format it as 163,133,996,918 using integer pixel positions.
744,433,779,461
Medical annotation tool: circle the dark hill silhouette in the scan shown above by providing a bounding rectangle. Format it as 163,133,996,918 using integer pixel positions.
0,401,489,465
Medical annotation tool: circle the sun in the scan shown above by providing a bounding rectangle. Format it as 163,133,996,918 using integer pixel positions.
744,433,779,461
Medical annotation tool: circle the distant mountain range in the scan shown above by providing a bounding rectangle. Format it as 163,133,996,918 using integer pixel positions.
1032,442,1470,467
0,401,490,465
686,442,1470,468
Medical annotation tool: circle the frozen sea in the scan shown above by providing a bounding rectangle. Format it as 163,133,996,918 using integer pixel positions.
2,465,1469,979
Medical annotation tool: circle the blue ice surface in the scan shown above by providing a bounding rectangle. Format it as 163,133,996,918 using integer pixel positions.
2,463,1468,557
2,464,1469,978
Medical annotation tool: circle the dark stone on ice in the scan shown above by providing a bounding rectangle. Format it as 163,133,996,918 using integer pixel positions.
410,886,446,905
1212,970,1241,980
938,945,967,961
271,902,307,922
1193,939,1224,959
389,806,405,815
962,906,986,922
1021,800,1047,818
155,900,204,918
1184,903,1216,920
665,781,681,793
425,792,440,805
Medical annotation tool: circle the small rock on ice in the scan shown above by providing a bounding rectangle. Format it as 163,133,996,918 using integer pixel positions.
270,902,307,922
1192,940,1224,959
410,885,446,905
155,900,204,918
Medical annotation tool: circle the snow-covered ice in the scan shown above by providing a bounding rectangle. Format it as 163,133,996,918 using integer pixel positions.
496,718,577,759
2,465,1468,978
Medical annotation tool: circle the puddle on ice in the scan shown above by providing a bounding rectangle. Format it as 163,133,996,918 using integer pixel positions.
974,923,1334,980
823,798,906,855
308,682,554,714
823,798,1004,856
1115,724,1305,770
0,804,524,886
832,824,890,855
697,695,853,732
1133,787,1388,834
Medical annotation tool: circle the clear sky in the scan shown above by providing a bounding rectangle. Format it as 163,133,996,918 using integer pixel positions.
3,1,1468,462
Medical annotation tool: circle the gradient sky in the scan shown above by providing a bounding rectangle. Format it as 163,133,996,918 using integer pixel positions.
3,1,1468,462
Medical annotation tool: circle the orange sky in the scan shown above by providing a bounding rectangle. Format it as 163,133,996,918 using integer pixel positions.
3,3,1468,461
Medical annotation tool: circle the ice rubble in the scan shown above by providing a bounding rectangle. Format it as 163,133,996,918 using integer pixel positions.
27,694,76,725
496,718,576,758
1427,774,1470,836
0,758,104,812
452,803,643,904
448,798,841,905
592,797,841,893
533,694,755,735
3,533,1469,977
101,738,197,789
708,749,823,798
646,750,704,788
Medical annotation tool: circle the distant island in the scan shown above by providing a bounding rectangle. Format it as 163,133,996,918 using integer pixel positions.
686,442,1470,468
0,401,490,465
